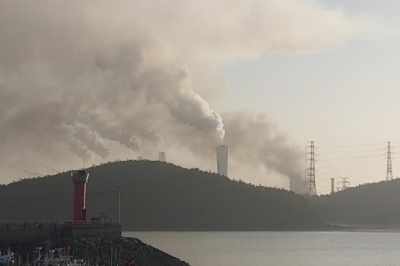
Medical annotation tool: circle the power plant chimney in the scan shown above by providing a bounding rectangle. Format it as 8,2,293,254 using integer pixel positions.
71,170,89,221
331,178,335,194
159,152,166,162
216,145,229,177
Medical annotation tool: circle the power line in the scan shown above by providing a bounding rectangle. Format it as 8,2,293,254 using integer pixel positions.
318,156,385,176
318,142,392,148
316,153,386,161
316,153,385,168
317,154,379,172
317,147,386,155
314,155,340,183
335,158,384,176
314,142,391,195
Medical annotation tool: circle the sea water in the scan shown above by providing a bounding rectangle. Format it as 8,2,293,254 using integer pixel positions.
123,231,400,266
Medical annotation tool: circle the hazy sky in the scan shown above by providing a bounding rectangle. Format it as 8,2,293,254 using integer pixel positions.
217,0,400,193
1,0,399,194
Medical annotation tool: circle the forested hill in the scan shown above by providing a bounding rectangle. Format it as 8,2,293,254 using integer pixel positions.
0,160,322,230
311,179,400,227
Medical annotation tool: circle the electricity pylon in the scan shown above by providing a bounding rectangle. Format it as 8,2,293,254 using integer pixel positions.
386,141,393,181
306,141,317,196
337,177,350,191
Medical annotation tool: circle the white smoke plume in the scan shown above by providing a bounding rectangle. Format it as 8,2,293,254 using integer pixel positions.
223,113,309,193
0,0,362,189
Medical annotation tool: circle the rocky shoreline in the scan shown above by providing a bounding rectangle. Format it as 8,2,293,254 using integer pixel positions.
8,236,190,266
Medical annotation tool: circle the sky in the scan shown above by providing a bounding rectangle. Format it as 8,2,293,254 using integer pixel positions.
217,0,400,193
0,0,399,194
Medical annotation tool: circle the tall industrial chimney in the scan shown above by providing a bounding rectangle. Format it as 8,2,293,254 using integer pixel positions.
159,152,166,162
216,145,229,177
71,170,89,221
331,178,335,194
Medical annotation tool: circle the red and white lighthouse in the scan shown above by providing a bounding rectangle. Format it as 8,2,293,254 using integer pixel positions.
71,170,89,221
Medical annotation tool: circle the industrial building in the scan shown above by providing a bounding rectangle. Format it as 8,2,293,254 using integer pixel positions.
159,152,166,162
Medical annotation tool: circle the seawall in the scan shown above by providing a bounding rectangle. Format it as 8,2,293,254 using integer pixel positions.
0,220,121,245
6,236,190,266
1,221,190,266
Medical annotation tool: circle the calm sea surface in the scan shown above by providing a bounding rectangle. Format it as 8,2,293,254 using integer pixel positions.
123,231,400,266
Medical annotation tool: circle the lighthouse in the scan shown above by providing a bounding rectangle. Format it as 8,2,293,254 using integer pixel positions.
71,170,89,221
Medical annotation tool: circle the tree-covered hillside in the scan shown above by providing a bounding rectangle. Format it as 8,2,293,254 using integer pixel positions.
311,179,400,226
0,160,322,230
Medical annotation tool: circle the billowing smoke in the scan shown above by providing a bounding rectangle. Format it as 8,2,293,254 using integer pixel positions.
224,113,308,193
0,0,362,189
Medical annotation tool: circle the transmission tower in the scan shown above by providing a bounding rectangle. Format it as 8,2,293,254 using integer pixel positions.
337,177,350,191
386,141,393,181
306,141,317,196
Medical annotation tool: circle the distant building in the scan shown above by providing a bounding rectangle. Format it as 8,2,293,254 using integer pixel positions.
216,145,229,177
159,152,166,162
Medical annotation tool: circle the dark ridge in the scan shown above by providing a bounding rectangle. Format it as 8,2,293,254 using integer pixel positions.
0,160,322,230
311,179,400,226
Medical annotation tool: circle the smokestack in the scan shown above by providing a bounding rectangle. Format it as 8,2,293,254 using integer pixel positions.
216,145,229,177
159,152,166,162
331,178,335,194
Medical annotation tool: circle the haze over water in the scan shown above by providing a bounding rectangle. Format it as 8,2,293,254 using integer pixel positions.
124,231,400,266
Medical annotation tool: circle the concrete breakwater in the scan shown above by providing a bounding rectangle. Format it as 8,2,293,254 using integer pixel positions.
0,220,121,244
7,236,190,266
